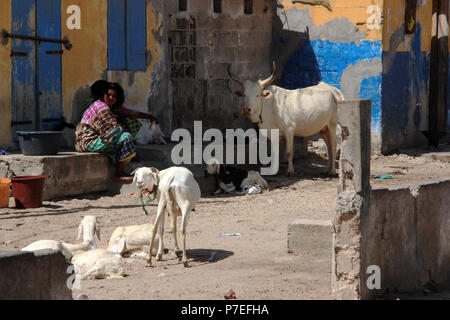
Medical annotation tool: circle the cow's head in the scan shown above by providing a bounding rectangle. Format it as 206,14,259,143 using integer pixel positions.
229,62,276,122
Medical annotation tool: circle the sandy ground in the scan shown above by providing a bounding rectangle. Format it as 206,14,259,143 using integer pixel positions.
1,145,449,300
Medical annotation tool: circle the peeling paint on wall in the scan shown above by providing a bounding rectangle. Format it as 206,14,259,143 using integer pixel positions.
341,57,382,132
381,0,433,153
274,1,384,153
292,0,331,11
341,58,382,100
280,7,366,45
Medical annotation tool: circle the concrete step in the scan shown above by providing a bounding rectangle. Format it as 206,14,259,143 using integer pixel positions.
0,152,110,201
287,218,334,256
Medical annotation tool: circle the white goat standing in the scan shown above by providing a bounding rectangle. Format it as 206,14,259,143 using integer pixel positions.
71,249,125,280
21,216,100,259
107,223,160,258
133,166,201,267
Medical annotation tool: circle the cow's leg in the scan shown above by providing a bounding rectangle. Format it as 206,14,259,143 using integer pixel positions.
146,197,166,267
327,121,337,175
320,127,332,174
284,131,295,175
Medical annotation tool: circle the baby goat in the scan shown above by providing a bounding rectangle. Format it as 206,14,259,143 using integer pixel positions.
71,249,125,280
133,166,201,267
107,223,161,258
21,216,100,259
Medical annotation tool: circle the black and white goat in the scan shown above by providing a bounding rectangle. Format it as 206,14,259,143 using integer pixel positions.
205,158,269,195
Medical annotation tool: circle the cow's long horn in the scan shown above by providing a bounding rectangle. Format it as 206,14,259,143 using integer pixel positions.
260,61,276,88
228,64,244,87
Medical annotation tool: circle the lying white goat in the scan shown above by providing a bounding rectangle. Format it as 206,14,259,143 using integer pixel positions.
107,223,160,258
71,249,125,280
133,166,201,267
21,216,100,259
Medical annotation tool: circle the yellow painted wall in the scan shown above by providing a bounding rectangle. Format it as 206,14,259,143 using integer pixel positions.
1,0,164,147
61,0,107,122
61,0,164,119
382,0,433,52
282,0,383,41
0,1,12,147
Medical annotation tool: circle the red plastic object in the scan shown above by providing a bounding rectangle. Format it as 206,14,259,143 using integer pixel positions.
11,175,46,209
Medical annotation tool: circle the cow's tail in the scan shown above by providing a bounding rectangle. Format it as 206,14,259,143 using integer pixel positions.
331,87,345,105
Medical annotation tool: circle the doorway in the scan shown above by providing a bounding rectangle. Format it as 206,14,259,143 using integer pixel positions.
426,0,449,146
11,0,62,139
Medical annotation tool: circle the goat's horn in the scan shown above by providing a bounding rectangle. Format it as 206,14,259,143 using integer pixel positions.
228,64,244,87
260,61,276,88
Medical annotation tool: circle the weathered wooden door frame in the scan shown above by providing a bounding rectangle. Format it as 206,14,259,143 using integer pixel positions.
11,0,62,139
426,0,449,146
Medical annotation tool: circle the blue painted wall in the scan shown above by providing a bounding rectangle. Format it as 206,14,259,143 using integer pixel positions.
448,58,450,134
381,25,431,152
280,39,383,133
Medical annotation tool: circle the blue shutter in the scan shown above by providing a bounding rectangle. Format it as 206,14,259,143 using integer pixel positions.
108,0,126,70
11,0,37,136
37,0,62,131
126,0,147,71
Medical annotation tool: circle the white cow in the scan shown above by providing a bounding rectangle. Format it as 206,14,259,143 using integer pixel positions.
229,62,344,176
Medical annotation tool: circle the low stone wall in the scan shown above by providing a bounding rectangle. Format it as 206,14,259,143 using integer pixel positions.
0,250,73,300
361,178,450,298
0,152,110,200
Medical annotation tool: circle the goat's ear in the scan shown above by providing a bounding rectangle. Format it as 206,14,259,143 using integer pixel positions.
117,237,126,255
95,223,101,241
234,90,244,97
150,168,159,174
77,223,83,240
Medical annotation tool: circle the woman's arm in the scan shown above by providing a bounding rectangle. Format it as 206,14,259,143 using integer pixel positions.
117,106,158,123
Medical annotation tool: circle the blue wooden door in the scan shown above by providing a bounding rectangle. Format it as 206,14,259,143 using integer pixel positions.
11,0,37,139
11,0,62,138
37,0,62,131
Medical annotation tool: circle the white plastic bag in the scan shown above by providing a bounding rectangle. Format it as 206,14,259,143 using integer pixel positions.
135,119,167,145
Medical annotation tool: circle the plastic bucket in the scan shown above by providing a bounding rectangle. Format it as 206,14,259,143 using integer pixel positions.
0,178,10,208
17,131,63,155
11,175,46,209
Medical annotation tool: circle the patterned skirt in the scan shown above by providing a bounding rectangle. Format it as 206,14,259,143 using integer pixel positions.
86,127,136,165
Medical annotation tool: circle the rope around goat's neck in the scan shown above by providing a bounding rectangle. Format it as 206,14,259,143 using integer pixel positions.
139,180,159,216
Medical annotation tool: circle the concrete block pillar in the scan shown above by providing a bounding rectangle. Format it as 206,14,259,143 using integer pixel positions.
332,100,371,300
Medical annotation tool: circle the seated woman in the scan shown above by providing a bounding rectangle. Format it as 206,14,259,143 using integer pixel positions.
107,82,159,138
75,82,136,181
79,80,109,123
